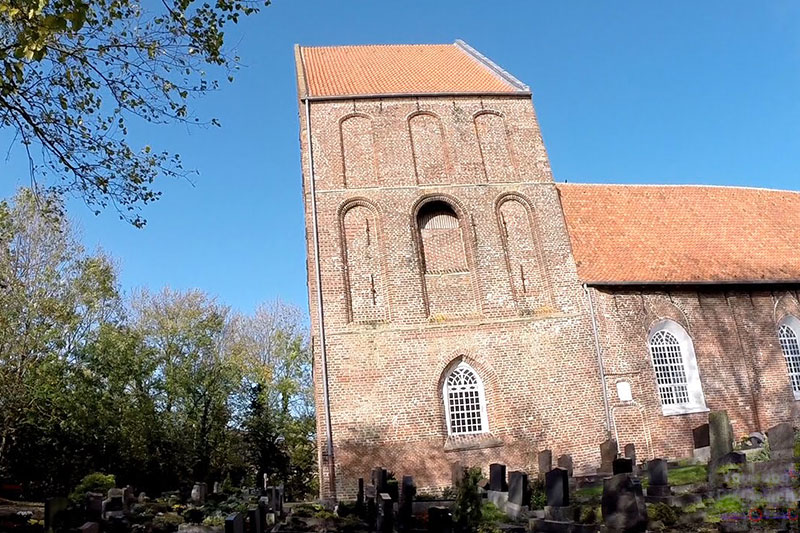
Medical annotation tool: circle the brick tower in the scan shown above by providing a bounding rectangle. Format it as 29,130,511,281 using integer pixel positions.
295,41,608,499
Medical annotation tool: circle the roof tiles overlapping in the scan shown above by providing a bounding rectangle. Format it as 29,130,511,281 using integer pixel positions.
296,41,529,99
557,184,800,285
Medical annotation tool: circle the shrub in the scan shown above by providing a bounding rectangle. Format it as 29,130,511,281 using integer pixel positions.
578,505,601,524
529,479,546,510
202,514,225,527
453,467,483,530
480,502,507,523
152,512,185,532
647,503,677,526
69,472,115,504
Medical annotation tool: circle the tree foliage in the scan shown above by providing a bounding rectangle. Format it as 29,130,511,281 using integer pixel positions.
0,0,268,226
0,188,316,499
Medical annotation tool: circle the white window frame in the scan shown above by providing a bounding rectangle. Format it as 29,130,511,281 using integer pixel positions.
647,319,708,416
778,316,800,401
442,361,489,436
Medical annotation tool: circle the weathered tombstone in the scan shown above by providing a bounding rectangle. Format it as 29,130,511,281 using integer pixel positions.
225,512,244,533
121,486,136,510
767,422,795,461
749,431,766,447
356,478,364,516
693,423,710,449
709,410,734,467
645,459,672,503
600,438,618,474
508,471,529,506
623,443,636,464
248,506,263,533
191,482,207,504
537,449,552,481
78,522,100,533
545,468,569,507
710,451,746,485
612,458,634,475
489,463,507,492
365,484,377,526
377,493,393,533
45,497,69,533
601,474,647,533
556,454,574,478
85,492,103,520
137,492,147,504
400,476,416,527
101,490,124,520
213,481,221,494
450,461,466,487
427,506,452,533
371,467,388,493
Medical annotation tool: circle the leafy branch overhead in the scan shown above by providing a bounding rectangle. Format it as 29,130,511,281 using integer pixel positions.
0,0,269,226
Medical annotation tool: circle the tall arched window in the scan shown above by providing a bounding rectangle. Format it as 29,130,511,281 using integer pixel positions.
443,362,488,436
647,320,707,415
417,201,467,274
778,316,800,400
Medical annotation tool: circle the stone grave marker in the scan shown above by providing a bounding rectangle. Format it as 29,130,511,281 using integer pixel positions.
450,461,466,487
767,422,795,461
537,449,552,481
545,468,569,507
506,471,529,520
247,506,263,533
225,512,244,533
428,506,452,533
693,423,710,449
601,474,647,533
85,492,103,520
624,443,636,464
101,489,124,520
600,438,618,474
400,476,415,527
191,482,207,504
489,463,507,492
645,458,671,503
377,492,393,533
556,454,573,477
356,478,364,516
365,484,377,526
371,467,388,494
45,497,68,533
709,410,734,467
612,458,633,475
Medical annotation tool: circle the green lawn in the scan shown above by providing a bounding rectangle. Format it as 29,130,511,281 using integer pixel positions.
668,464,707,486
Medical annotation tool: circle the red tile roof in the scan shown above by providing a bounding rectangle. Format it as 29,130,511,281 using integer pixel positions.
296,41,529,99
557,184,800,285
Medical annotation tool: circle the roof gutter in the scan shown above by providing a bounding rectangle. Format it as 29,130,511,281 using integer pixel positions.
304,96,337,501
583,279,800,287
299,91,531,103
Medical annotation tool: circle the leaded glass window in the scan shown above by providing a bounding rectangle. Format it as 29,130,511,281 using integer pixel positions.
649,330,690,406
443,363,488,436
779,322,800,395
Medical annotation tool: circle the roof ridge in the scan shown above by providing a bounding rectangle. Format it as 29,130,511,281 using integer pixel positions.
556,182,800,195
454,40,530,92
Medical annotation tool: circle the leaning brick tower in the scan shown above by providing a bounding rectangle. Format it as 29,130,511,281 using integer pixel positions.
295,41,607,500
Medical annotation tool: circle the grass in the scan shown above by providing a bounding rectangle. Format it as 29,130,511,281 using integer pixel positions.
574,484,603,501
668,465,707,486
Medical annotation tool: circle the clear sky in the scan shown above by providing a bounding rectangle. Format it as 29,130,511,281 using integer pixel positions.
1,1,798,315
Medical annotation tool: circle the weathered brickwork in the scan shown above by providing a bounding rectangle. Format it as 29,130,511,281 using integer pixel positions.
299,95,608,498
589,286,800,462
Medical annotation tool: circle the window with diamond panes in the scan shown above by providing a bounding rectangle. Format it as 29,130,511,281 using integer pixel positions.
778,322,800,396
444,363,487,436
649,330,690,406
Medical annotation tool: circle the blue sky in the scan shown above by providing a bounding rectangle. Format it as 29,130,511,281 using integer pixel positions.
1,1,799,315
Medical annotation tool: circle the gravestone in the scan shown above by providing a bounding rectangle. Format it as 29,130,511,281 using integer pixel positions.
556,454,573,477
248,506,263,533
137,492,147,504
225,513,244,533
601,474,647,533
356,478,364,516
191,482,207,504
400,476,416,528
122,486,136,510
749,431,765,447
101,490,124,520
693,423,710,449
450,461,467,488
545,468,569,507
372,467,388,494
508,471,529,506
623,443,636,465
600,438,618,474
78,522,99,533
85,492,103,520
645,459,671,503
377,493,393,533
489,463,507,492
767,422,795,461
45,497,69,533
612,458,633,475
213,481,221,494
537,450,552,481
365,484,377,526
428,506,452,533
709,410,734,467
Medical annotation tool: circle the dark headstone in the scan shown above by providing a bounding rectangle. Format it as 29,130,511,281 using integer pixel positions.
612,458,633,475
600,438,618,473
709,410,734,465
400,476,416,527
489,463,507,492
377,493,393,533
248,506,263,533
225,513,244,533
601,474,647,533
365,484,377,526
693,424,710,449
386,479,399,502
538,450,552,481
508,471,529,506
623,443,636,465
556,454,573,477
356,478,364,515
428,506,452,533
748,432,765,447
767,422,795,460
647,459,668,487
101,494,124,520
85,492,103,520
45,497,69,533
545,467,569,507
372,467,388,493
716,451,746,468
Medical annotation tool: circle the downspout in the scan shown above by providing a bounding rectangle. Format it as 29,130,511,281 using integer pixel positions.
304,97,336,500
584,283,612,436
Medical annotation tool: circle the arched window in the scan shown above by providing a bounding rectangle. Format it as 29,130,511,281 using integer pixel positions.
647,320,707,415
443,362,488,436
778,316,800,400
417,201,467,274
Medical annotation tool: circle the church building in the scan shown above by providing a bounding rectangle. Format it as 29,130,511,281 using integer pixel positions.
294,41,800,500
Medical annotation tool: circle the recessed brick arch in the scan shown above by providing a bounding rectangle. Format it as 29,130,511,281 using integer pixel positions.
407,111,451,185
474,110,516,182
339,113,379,189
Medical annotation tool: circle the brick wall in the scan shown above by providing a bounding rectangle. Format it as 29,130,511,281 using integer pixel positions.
299,95,608,499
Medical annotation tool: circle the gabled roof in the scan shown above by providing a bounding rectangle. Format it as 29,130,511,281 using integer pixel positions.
556,183,800,285
295,40,529,100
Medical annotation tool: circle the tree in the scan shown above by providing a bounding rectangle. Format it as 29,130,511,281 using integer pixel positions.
0,0,269,226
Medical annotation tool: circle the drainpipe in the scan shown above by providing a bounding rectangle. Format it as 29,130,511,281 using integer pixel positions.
304,98,336,500
584,283,612,436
